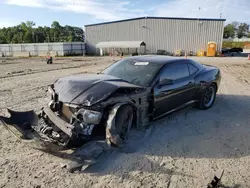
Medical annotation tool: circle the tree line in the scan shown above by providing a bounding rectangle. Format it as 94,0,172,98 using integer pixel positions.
223,21,250,39
0,21,84,44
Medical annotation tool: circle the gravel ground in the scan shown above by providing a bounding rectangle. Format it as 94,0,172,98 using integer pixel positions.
0,56,250,188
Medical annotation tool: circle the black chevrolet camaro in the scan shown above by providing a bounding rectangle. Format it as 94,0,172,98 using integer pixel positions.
1,55,221,149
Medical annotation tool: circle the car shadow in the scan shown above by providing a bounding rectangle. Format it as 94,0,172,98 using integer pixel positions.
96,93,250,159
80,94,250,183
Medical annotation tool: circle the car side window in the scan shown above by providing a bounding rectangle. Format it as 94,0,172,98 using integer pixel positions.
188,64,198,75
160,64,189,81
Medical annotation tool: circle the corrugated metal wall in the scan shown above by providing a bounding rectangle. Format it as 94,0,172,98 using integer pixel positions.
85,18,225,55
0,42,85,57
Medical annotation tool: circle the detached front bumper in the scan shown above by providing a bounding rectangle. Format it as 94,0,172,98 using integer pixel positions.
0,108,110,172
0,109,39,140
0,106,77,149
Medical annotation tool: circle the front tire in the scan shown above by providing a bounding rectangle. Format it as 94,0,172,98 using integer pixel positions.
197,83,217,110
111,105,134,147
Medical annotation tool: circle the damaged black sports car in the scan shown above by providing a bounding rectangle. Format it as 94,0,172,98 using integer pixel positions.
1,55,221,151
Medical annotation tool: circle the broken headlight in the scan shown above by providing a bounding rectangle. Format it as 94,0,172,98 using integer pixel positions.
77,109,102,125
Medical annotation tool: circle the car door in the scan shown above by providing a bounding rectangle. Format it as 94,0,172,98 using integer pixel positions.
153,62,195,118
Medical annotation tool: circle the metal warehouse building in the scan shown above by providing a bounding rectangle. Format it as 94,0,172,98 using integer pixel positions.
85,17,226,55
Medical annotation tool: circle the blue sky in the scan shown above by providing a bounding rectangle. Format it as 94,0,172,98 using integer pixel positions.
0,0,249,29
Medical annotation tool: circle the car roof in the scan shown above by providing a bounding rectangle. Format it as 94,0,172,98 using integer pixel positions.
125,55,188,65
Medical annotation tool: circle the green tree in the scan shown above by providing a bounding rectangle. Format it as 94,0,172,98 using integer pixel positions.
23,31,33,43
0,35,7,44
26,21,35,28
12,34,20,43
237,23,249,38
20,22,28,32
0,20,84,44
223,24,236,38
51,21,61,29
5,28,14,43
35,26,46,43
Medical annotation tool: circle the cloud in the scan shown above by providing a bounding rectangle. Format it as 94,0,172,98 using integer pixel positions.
153,0,250,23
6,0,44,7
3,0,250,24
4,0,147,21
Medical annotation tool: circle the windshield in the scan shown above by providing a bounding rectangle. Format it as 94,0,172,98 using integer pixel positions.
102,59,162,87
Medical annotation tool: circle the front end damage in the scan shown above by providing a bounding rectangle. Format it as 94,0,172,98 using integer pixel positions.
0,103,103,151
1,85,106,149
0,78,151,171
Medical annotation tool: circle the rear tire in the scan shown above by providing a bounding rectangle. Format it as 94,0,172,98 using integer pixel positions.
197,83,217,110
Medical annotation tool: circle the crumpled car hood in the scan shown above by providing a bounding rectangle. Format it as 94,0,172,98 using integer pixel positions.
53,74,142,106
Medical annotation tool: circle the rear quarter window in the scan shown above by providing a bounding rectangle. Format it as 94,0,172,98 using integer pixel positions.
160,64,189,80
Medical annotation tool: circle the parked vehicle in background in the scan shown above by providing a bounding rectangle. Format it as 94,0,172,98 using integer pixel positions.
157,50,174,56
157,50,167,55
230,47,243,53
222,47,243,54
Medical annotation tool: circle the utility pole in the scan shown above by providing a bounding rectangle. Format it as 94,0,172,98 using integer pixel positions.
219,5,223,19
197,7,201,24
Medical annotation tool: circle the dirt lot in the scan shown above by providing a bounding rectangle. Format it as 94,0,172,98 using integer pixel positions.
1,56,250,188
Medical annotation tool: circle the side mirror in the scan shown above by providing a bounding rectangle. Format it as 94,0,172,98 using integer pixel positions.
159,79,174,86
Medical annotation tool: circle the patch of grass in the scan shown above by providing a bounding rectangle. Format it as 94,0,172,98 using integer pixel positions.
222,41,250,48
